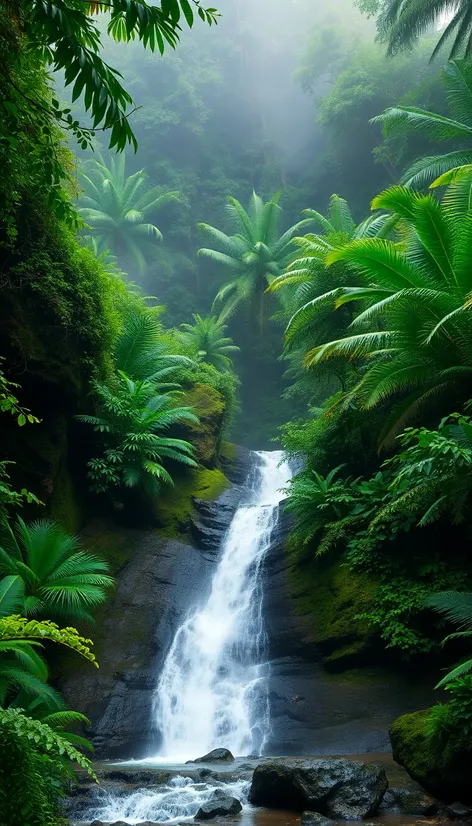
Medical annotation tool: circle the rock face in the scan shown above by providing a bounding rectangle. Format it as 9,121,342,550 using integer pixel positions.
192,748,235,763
59,448,251,759
249,758,388,819
262,510,438,755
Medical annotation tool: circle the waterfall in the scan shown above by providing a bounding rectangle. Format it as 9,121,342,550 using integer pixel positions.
153,450,292,761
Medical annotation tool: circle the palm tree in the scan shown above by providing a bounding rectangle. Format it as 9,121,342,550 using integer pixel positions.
269,195,394,391
286,181,472,445
197,191,313,325
77,375,198,496
179,315,240,371
378,0,472,60
427,591,472,686
114,308,190,387
78,154,179,274
372,60,472,189
0,520,114,624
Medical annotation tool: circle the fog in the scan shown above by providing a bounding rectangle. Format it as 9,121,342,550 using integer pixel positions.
66,0,442,444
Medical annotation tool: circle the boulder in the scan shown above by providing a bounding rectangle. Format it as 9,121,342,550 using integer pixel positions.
192,748,235,763
249,758,387,819
447,802,472,819
390,710,472,802
195,795,242,820
380,787,437,815
301,812,335,826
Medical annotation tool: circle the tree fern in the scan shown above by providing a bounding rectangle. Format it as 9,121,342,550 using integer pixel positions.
198,192,313,325
373,60,472,189
78,374,198,496
180,315,240,371
282,175,472,442
79,153,179,274
0,519,113,624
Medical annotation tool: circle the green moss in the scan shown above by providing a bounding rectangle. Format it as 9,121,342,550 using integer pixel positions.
154,466,231,538
183,383,226,466
390,709,472,801
390,710,433,778
287,550,378,670
48,460,81,534
219,441,237,462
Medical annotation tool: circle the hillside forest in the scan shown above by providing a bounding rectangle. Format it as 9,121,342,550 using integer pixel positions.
3,0,472,822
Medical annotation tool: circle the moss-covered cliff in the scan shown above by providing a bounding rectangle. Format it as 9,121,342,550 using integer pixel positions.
287,547,379,671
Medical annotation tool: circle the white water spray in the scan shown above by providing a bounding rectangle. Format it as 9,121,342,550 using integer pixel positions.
153,450,292,761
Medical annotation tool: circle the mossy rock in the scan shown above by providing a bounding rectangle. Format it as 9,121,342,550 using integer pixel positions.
183,383,226,466
288,551,378,671
154,466,231,539
390,709,472,802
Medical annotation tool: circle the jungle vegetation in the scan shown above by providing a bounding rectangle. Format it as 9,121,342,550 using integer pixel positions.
3,0,472,818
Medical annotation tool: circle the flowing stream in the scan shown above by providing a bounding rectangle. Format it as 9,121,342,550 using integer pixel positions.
154,450,292,761
83,450,291,824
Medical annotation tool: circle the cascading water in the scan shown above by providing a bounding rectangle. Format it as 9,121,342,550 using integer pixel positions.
81,451,291,826
153,450,292,761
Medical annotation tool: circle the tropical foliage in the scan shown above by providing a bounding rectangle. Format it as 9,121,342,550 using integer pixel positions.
180,315,240,371
198,192,313,324
0,707,95,826
367,0,472,60
79,155,179,273
427,591,472,685
113,308,190,386
373,60,472,189
284,181,472,445
0,519,113,624
78,374,198,495
4,0,219,152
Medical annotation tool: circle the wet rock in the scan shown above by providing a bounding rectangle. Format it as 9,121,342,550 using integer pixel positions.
390,710,472,801
250,758,387,819
447,802,472,819
199,768,217,779
89,821,129,826
195,794,242,819
301,812,335,826
380,787,438,815
192,748,235,763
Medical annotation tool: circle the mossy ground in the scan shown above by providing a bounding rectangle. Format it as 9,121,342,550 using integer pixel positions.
287,547,378,670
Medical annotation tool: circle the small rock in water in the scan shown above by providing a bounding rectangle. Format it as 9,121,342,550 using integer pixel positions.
195,794,242,820
88,821,130,826
301,812,335,826
381,787,438,815
447,802,472,819
210,788,230,799
192,747,235,763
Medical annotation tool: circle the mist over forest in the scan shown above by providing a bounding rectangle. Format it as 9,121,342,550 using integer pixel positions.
57,0,445,445
4,1,472,822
